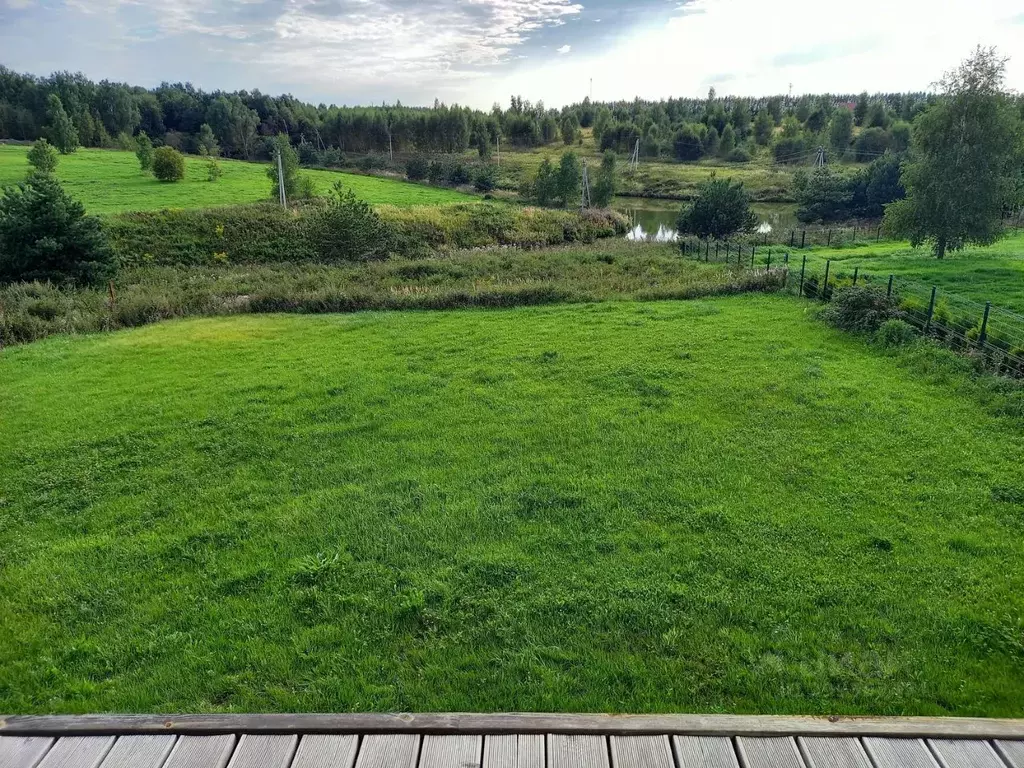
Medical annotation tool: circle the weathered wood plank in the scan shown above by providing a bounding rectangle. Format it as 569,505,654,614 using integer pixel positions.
98,736,176,768
671,736,738,768
4,715,1024,739
163,735,237,768
735,737,805,768
927,739,1004,768
862,738,938,768
610,736,673,768
482,735,543,768
225,735,297,768
291,735,359,768
547,735,609,768
354,735,420,768
419,736,481,768
36,738,115,768
797,737,870,768
994,741,1024,768
0,737,55,768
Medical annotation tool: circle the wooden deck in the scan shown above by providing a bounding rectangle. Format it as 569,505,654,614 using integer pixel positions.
2,715,1023,768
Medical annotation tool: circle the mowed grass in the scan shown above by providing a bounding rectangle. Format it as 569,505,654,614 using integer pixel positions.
799,231,1024,314
2,296,1023,715
0,145,476,213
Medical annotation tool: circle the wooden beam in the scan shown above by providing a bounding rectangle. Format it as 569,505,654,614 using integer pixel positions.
1,715,1023,740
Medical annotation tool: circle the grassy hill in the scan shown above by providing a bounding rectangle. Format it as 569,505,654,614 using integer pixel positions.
0,145,477,213
2,296,1022,714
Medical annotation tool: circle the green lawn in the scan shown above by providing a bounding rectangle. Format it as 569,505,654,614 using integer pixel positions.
0,146,477,213
794,231,1024,316
2,296,1023,715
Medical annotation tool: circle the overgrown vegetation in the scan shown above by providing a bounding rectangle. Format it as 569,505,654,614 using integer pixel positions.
677,177,756,239
0,241,777,345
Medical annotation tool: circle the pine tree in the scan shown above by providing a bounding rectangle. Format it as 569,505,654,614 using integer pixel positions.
26,138,59,174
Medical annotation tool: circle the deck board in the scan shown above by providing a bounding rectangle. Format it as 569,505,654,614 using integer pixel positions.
98,736,175,768
419,736,482,768
354,735,420,768
36,738,115,768
0,737,55,768
482,736,543,768
672,736,738,768
611,737,673,768
994,741,1024,768
163,736,237,768
291,735,359,768
548,735,609,768
225,735,297,768
797,737,870,768
862,738,938,768
927,740,1004,768
735,737,805,768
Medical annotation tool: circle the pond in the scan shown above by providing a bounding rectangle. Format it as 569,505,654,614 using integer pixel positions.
613,198,801,242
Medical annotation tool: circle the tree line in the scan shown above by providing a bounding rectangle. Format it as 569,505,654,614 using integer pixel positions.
6,64,1016,168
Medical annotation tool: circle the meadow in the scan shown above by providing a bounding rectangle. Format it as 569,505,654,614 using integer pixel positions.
2,296,1023,715
798,231,1024,314
0,145,476,213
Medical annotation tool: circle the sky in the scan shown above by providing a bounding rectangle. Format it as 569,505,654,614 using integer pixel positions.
1,0,1023,108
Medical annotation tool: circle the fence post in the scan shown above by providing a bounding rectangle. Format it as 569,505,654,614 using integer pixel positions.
784,252,789,265
715,242,719,260
750,245,755,268
823,259,831,301
799,254,807,296
876,225,881,242
705,240,710,259
827,229,832,247
925,286,937,331
800,230,806,248
790,230,795,247
886,274,894,298
979,302,991,345
766,252,772,273
852,267,859,286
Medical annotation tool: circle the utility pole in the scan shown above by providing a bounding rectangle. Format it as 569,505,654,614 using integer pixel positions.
276,148,287,207
629,138,639,172
581,159,591,210
589,78,593,100
496,135,500,166
815,145,826,168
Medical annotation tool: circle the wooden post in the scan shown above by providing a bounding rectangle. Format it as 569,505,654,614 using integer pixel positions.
705,241,710,259
852,267,859,286
766,252,772,273
886,274,894,298
750,245,755,268
790,230,795,247
827,229,832,247
979,302,991,345
800,230,806,248
876,225,881,242
925,286,937,331
715,242,719,260
799,255,806,296
822,259,831,300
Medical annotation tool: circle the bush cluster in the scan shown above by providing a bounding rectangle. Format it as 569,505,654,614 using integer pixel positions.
821,286,902,333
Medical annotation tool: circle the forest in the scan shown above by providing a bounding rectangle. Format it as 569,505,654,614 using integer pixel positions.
0,64,982,166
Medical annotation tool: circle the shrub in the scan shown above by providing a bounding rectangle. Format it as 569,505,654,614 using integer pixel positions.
725,147,751,163
773,135,808,163
306,182,393,262
447,162,471,186
151,146,185,182
0,172,114,285
26,139,59,173
295,174,318,200
473,165,497,193
855,127,891,162
876,319,917,347
427,160,446,185
821,286,901,333
406,156,429,181
205,155,223,182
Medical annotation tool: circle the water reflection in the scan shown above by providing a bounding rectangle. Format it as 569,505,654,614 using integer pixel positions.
615,198,797,243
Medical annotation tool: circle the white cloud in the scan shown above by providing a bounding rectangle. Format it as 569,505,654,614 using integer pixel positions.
556,44,571,53
476,0,1024,105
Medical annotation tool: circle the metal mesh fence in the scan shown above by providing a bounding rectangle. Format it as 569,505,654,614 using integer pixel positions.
678,237,1024,379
